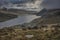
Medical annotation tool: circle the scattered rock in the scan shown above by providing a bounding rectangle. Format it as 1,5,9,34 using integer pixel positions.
25,35,34,38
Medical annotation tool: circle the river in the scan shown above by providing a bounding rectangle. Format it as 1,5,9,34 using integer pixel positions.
0,14,40,28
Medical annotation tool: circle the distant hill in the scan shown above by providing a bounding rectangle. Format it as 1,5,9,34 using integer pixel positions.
29,9,60,27
0,12,17,22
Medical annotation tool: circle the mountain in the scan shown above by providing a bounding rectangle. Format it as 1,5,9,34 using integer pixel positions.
0,0,42,12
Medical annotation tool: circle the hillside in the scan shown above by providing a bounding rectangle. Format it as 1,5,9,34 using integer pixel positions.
0,10,60,40
0,0,60,39
0,12,17,22
27,10,60,27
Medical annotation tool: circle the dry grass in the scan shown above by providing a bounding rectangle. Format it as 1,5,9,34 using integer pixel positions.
0,27,60,40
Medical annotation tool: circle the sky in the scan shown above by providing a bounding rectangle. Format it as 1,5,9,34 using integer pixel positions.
0,0,34,4
41,0,60,9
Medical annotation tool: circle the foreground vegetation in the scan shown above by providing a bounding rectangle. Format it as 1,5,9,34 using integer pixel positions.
0,26,60,40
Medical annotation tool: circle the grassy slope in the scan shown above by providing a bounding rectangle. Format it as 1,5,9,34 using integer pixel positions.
0,27,60,40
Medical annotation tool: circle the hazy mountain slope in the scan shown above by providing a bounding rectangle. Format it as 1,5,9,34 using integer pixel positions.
20,10,60,28
0,0,42,12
